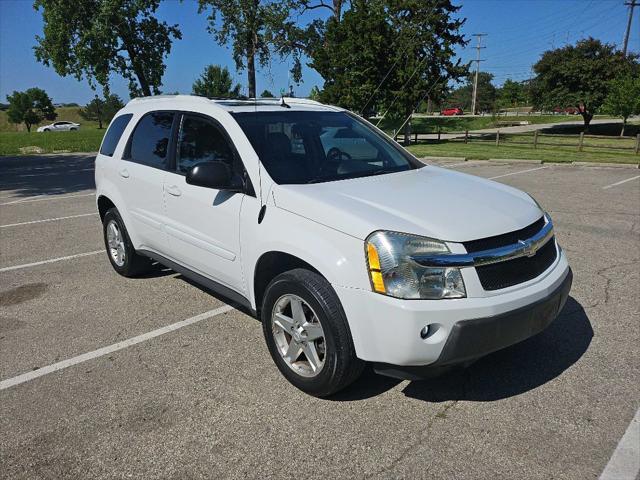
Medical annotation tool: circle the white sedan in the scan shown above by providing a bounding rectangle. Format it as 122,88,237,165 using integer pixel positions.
37,121,80,132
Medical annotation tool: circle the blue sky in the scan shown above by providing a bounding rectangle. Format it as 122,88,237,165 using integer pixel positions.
0,0,637,104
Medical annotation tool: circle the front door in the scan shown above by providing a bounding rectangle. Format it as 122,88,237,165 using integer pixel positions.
163,113,245,293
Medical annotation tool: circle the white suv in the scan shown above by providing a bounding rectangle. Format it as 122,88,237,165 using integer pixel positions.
95,95,572,397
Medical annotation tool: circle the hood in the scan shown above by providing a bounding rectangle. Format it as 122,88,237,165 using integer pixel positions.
272,166,543,242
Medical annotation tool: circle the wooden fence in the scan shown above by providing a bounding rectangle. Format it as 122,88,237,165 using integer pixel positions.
393,128,640,155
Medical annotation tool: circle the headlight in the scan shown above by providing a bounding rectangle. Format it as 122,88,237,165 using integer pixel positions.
365,231,466,299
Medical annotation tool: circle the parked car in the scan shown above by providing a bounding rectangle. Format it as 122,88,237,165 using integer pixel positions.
37,121,80,132
441,107,463,116
95,95,572,397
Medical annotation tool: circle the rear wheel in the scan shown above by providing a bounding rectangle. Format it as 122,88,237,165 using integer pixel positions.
261,269,364,397
102,208,152,277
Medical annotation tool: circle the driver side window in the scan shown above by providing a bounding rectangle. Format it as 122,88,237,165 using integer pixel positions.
176,115,234,174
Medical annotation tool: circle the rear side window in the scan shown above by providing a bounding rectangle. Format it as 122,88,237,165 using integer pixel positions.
100,114,132,157
128,112,175,169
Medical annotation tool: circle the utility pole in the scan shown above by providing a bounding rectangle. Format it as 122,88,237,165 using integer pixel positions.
470,33,487,116
623,1,638,56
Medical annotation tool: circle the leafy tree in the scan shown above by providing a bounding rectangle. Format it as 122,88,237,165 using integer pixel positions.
192,65,241,98
308,86,322,101
33,0,182,97
531,38,639,130
198,0,306,98
6,88,57,132
309,0,467,137
602,75,640,136
300,0,345,20
446,72,497,113
308,1,394,116
260,89,275,98
79,94,125,129
498,79,529,109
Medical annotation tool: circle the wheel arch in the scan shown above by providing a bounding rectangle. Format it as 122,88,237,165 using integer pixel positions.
253,251,324,316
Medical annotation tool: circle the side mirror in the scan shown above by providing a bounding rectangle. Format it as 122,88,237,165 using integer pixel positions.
186,161,243,191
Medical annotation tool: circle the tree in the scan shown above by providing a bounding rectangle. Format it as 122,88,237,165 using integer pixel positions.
602,74,640,136
308,1,395,116
192,65,241,98
446,72,496,113
33,0,182,97
498,79,529,109
6,88,57,132
531,38,639,130
308,86,322,101
198,0,306,98
79,94,125,129
308,0,467,136
260,89,275,98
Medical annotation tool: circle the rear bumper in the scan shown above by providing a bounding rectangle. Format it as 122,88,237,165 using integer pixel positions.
334,249,572,368
373,268,572,380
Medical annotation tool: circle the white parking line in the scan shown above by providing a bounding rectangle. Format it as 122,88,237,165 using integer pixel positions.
0,192,95,206
0,250,103,273
0,212,97,228
489,166,548,180
0,305,235,391
602,175,640,190
600,408,640,480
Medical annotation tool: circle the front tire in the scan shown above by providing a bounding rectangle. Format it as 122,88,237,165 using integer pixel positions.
261,269,364,397
102,208,152,277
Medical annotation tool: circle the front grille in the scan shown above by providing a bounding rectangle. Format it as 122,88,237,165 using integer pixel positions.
475,237,558,291
463,217,545,253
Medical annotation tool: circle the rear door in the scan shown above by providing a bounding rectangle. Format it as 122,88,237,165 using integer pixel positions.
118,111,176,252
163,112,245,293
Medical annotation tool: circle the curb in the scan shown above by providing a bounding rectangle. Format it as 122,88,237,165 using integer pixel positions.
419,156,466,162
572,161,639,169
488,158,543,164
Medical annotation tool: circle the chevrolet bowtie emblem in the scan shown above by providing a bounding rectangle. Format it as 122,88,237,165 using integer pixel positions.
519,239,536,257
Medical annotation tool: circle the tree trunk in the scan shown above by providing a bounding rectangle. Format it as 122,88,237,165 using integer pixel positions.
621,118,627,137
333,0,344,20
25,122,31,133
581,110,593,133
122,38,152,96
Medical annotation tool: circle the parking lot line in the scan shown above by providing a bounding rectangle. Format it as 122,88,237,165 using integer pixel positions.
0,250,103,273
0,305,235,391
0,212,97,228
602,175,640,190
0,192,95,206
488,166,548,180
599,408,640,480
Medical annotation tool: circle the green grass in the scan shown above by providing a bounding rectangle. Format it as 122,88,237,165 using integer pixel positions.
0,128,105,156
377,114,609,133
0,106,100,132
406,140,640,164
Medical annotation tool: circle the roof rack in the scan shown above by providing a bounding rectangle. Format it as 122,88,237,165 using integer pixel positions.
129,94,323,106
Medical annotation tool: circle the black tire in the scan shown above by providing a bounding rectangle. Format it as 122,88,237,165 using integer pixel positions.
102,208,152,277
261,268,364,397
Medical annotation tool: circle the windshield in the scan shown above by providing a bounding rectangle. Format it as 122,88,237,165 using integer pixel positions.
231,110,422,184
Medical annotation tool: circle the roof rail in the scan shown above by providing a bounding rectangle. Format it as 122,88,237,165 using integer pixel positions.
128,94,324,106
128,94,213,104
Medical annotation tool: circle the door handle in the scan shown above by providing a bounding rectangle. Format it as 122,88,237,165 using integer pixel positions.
119,168,129,178
166,185,182,197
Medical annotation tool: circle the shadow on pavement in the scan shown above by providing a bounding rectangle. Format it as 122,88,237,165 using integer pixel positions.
0,154,96,198
334,296,593,402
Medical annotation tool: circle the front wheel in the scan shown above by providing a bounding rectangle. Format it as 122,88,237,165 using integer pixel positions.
261,269,364,397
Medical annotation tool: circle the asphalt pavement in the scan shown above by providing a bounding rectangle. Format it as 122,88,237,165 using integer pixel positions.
0,154,638,479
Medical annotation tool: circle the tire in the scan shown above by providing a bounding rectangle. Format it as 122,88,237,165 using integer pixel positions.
261,268,364,397
70,127,78,131
43,129,50,132
102,208,152,277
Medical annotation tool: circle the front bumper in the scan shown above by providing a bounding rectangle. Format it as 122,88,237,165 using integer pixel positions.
334,249,572,369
